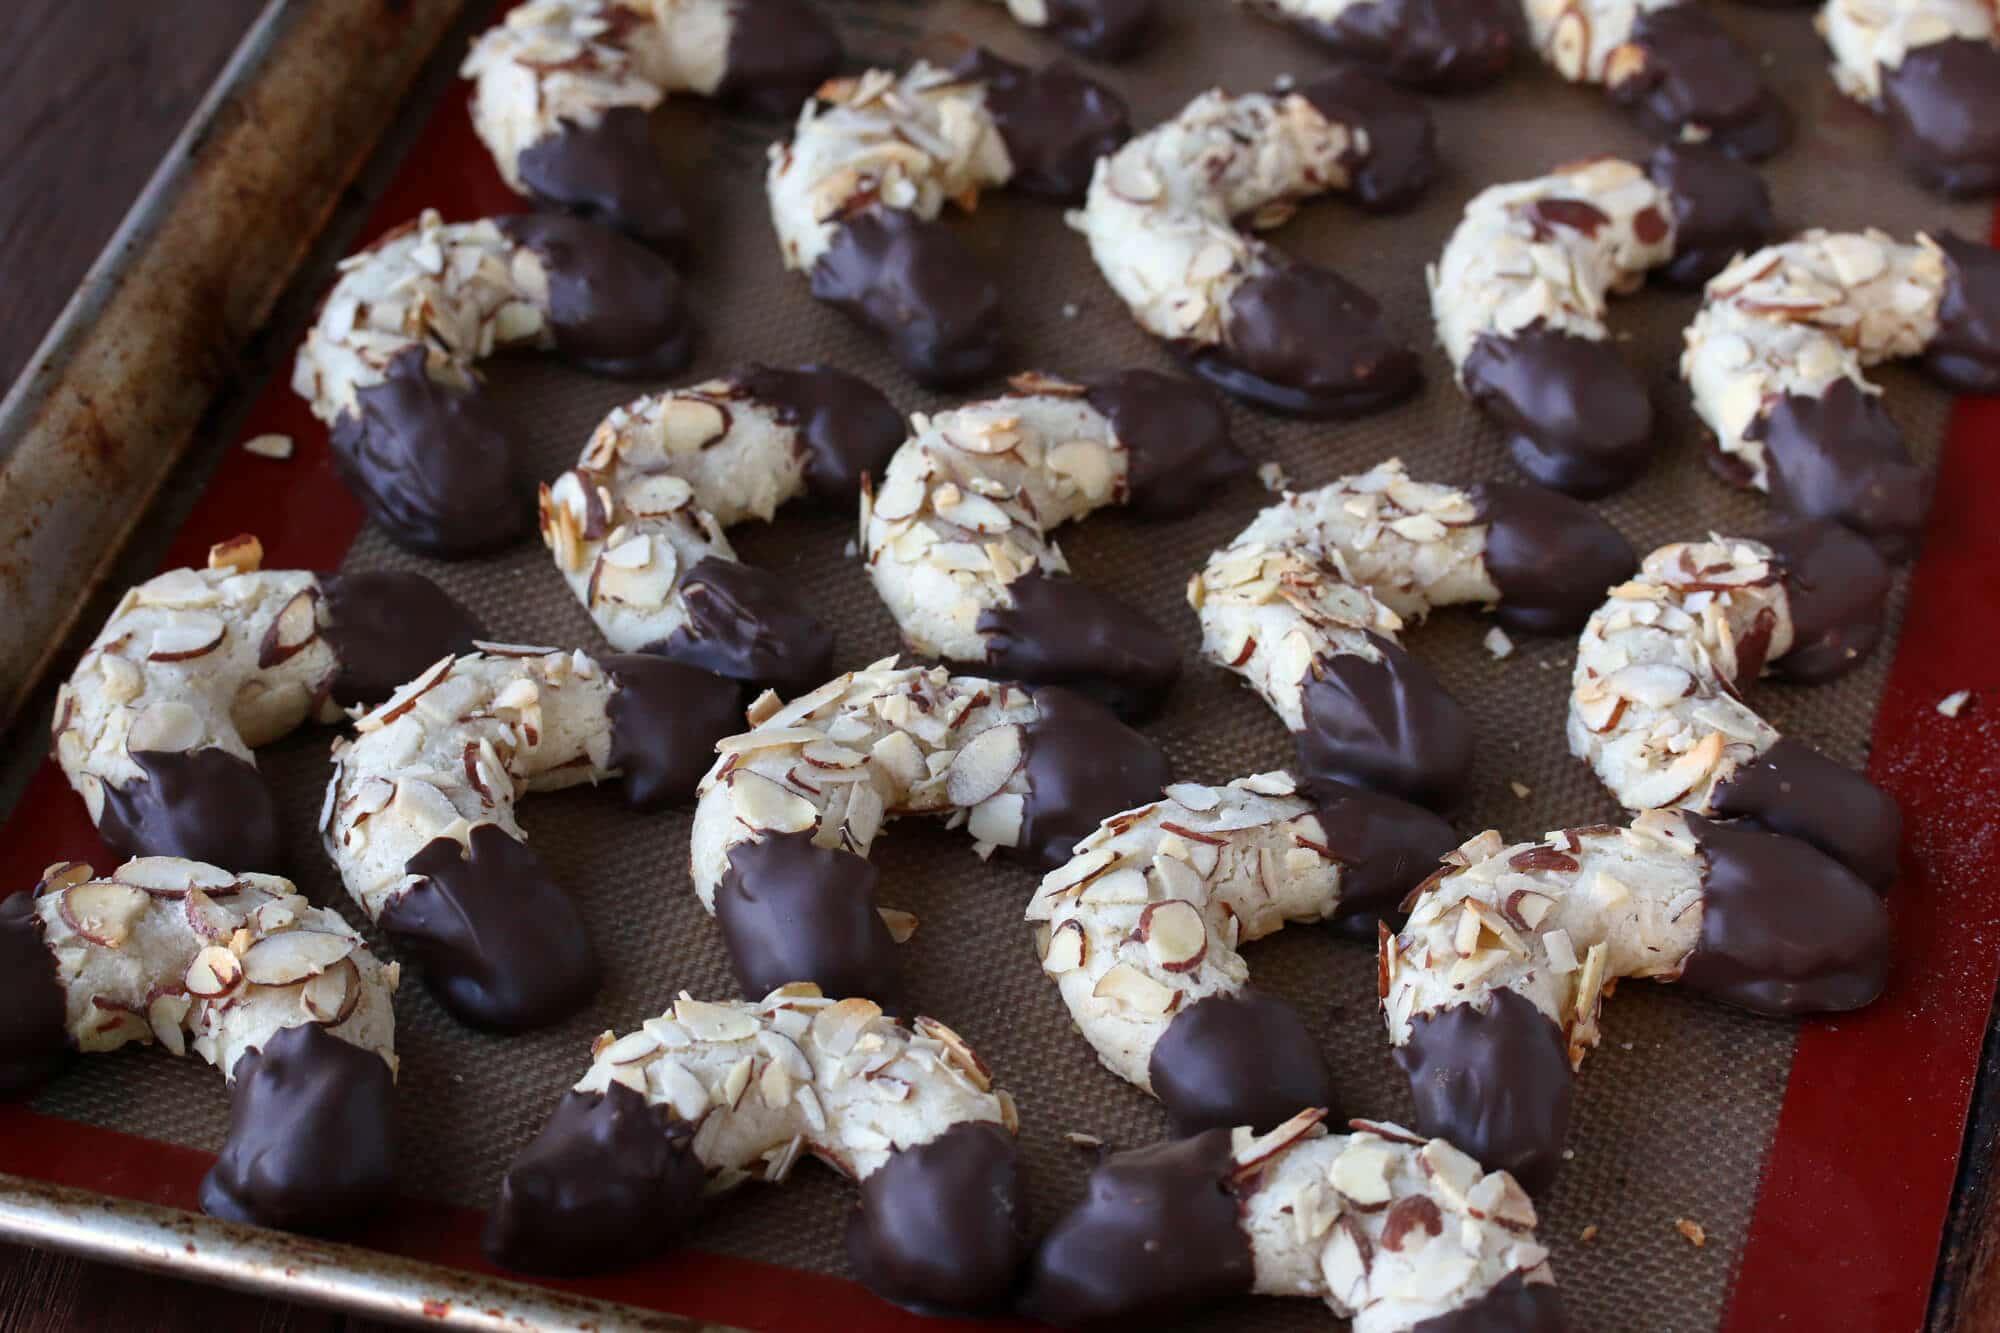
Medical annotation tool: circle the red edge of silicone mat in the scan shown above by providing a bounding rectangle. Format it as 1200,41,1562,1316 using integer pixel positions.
0,53,1994,1333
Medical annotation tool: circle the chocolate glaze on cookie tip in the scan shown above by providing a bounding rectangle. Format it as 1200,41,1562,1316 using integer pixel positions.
1410,1271,1572,1331
1194,265,1424,418
1924,230,2000,394
811,209,1002,388
1306,779,1461,936
847,1121,1026,1314
1881,40,2000,200
602,652,746,811
1644,142,1776,288
1297,634,1472,809
716,831,901,1006
1015,685,1172,871
1080,369,1245,518
1614,6,1789,162
201,1023,397,1234
715,0,843,117
494,213,695,378
1468,482,1637,636
484,1083,707,1275
648,556,836,698
1024,1129,1254,1324
99,748,284,875
1711,738,1901,890
385,824,598,1032
737,364,904,504
950,50,1130,203
319,571,485,706
1147,991,1334,1137
976,573,1181,723
517,109,690,259
1270,0,1517,93
1395,987,1574,1194
1679,816,1891,1013
1042,0,1158,59
1744,379,1926,560
1462,324,1653,497
0,893,68,1095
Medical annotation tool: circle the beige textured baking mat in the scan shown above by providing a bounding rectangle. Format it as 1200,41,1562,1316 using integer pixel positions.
26,1,1992,1328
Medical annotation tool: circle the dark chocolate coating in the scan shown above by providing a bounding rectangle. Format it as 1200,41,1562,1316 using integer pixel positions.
330,347,529,558
0,893,69,1094
603,652,746,811
319,571,484,707
1645,142,1777,288
738,364,904,504
495,213,694,378
1083,369,1246,518
1743,380,1926,560
1923,231,2000,394
976,572,1181,722
1264,0,1517,92
100,748,284,874
715,831,903,1005
1463,324,1653,497
716,0,843,117
952,51,1129,202
1195,265,1423,417
516,109,690,258
1015,685,1172,871
1296,636,1472,808
384,825,598,1031
1148,991,1334,1136
1410,1272,1573,1332
1613,7,1788,161
1763,518,1891,683
1022,1129,1253,1325
1681,816,1891,1013
483,1083,706,1275
1043,0,1158,59
1711,739,1902,890
1305,779,1460,938
847,1121,1027,1314
200,1024,396,1234
1184,68,1434,416
649,556,836,697
1395,987,1573,1193
1296,67,1440,212
1469,482,1637,635
1880,39,2000,198
811,209,1002,388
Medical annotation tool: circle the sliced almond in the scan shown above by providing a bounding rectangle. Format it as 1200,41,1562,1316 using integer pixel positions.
207,534,264,573
185,945,244,998
240,929,358,986
944,723,1022,807
148,613,226,662
1090,962,1176,1014
59,880,149,948
113,857,232,897
145,986,191,1055
1042,919,1088,973
674,997,761,1043
259,590,321,668
126,701,204,754
729,771,819,834
301,957,362,1025
1138,900,1208,973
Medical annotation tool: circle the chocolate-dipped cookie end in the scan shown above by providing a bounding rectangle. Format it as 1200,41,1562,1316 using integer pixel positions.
847,1121,1027,1313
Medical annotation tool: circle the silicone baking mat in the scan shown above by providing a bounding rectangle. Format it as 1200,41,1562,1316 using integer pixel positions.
0,1,1996,1328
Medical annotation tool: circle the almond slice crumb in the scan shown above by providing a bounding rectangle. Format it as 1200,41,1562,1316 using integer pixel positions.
1937,690,1972,718
1675,1217,1706,1247
243,433,294,460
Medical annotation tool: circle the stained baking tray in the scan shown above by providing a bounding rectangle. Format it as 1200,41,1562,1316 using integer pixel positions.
1,0,1998,1329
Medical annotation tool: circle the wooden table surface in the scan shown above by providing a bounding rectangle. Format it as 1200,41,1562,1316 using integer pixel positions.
4,4,1997,1332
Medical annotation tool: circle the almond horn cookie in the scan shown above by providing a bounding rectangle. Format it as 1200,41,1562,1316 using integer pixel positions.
543,364,905,696
1683,227,2000,556
1526,0,1788,158
1569,525,1903,885
1193,460,1637,806
1073,69,1437,416
689,658,1169,1004
1432,146,1774,496
323,646,740,1030
461,0,842,254
0,858,400,1234
484,986,1027,1313
1822,0,2000,195
1384,811,1890,1190
1023,1110,1568,1331
864,370,1244,721
1026,772,1456,1136
292,208,694,557
768,53,1129,387
53,535,482,875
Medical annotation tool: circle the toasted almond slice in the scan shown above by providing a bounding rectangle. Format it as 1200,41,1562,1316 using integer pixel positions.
301,957,362,1025
944,723,1022,807
1138,900,1208,973
113,857,233,897
127,701,205,754
729,770,818,834
674,997,760,1043
145,987,191,1055
240,929,358,986
259,589,321,667
148,613,226,662
185,945,244,998
60,880,149,948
